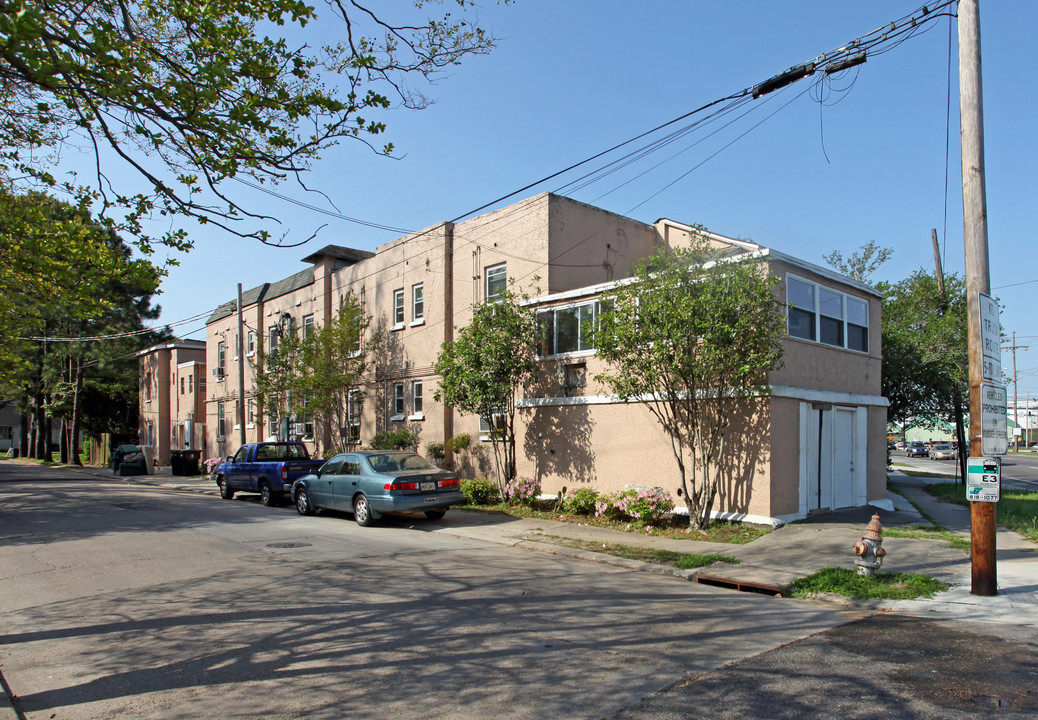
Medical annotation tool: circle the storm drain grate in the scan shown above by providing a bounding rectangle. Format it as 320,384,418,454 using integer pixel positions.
266,542,313,549
696,576,785,597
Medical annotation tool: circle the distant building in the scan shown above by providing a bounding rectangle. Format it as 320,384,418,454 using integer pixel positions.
137,340,207,465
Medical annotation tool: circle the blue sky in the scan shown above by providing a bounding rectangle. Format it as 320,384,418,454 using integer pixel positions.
148,1,1038,398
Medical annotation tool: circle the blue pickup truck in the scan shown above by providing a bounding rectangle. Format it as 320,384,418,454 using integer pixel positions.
215,442,325,507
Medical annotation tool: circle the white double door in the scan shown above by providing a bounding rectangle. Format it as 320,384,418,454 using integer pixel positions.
802,403,865,511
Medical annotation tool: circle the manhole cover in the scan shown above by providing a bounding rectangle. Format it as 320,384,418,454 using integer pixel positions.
266,542,313,549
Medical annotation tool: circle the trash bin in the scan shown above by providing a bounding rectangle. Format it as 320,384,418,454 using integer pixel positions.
170,450,185,476
181,449,202,476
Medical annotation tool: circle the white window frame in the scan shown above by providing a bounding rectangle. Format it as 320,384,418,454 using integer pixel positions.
786,274,869,353
485,263,507,302
303,314,315,338
347,389,362,445
391,382,405,421
246,399,255,428
247,331,256,356
216,400,226,439
216,341,226,378
536,300,609,358
409,380,424,420
393,289,405,328
411,283,425,325
479,407,507,441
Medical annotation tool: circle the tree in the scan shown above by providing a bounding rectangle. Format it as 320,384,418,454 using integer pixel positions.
595,239,785,530
1,0,507,250
877,270,969,426
823,241,893,283
434,290,538,493
253,295,374,454
0,190,165,461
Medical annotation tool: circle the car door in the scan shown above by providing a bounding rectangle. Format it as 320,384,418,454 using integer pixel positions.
309,455,344,508
225,446,252,489
330,454,363,511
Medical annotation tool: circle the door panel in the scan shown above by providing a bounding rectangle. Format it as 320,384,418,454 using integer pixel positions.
833,408,856,508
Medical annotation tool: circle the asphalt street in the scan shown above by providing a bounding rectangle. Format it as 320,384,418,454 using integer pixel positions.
2,461,1036,719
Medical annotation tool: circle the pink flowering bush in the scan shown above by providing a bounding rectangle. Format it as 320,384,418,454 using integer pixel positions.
504,476,540,505
204,457,223,474
595,487,674,524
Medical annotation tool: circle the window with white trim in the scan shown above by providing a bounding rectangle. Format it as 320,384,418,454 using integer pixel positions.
536,300,610,357
412,380,423,416
412,283,424,321
392,382,405,418
216,342,226,377
786,275,868,353
479,407,506,439
485,263,507,302
247,331,256,355
247,399,255,427
393,289,405,326
303,314,315,338
268,325,279,353
217,401,226,438
347,389,362,444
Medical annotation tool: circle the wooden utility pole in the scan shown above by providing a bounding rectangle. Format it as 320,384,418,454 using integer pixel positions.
959,0,997,596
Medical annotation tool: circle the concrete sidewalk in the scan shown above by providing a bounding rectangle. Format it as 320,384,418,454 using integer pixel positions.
34,462,1038,627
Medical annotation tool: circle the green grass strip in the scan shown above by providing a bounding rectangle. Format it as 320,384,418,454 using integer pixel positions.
542,536,739,569
927,482,1038,544
791,566,950,600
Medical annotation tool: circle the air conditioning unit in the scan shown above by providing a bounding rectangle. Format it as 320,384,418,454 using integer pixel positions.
292,422,307,435
211,368,225,379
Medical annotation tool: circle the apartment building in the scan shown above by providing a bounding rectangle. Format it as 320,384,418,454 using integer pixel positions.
196,193,887,524
137,339,207,464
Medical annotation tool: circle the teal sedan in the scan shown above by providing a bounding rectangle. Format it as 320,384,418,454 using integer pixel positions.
291,451,463,526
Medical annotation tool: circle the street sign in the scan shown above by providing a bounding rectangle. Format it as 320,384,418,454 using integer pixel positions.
966,456,1000,503
979,292,1002,383
980,382,1008,456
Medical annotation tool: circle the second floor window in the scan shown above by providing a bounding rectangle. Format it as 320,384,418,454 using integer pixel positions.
394,289,405,325
485,263,507,302
303,314,315,338
787,276,869,353
412,283,424,321
536,300,610,357
216,342,226,376
217,400,226,438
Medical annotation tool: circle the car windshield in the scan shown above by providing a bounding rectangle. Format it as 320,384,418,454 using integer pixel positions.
934,444,951,450
367,453,435,472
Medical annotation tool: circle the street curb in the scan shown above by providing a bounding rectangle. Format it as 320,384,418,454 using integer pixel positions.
0,667,21,720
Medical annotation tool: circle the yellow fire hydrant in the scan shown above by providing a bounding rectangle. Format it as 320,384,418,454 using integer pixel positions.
852,513,886,576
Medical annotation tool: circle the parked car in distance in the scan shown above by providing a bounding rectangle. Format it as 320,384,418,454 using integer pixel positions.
292,451,463,526
929,442,955,460
906,441,928,458
215,441,326,506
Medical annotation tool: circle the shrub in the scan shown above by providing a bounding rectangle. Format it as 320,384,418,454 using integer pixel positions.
461,477,500,505
562,487,600,516
504,476,540,505
446,433,471,453
426,442,446,462
596,487,674,524
368,428,418,451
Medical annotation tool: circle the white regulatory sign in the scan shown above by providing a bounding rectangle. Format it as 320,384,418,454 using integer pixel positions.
979,292,1002,383
980,382,1008,456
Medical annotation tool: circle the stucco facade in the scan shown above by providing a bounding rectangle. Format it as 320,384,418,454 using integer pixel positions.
137,340,207,464
190,193,887,524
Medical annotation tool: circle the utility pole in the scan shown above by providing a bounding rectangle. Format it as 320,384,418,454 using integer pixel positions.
1004,332,1029,449
959,0,998,596
931,228,968,482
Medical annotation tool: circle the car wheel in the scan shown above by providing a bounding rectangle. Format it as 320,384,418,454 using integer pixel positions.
260,481,279,507
295,488,315,516
353,494,375,527
218,476,234,500
424,510,446,521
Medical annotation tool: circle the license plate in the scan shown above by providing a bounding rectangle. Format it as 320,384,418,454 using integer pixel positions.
420,482,436,492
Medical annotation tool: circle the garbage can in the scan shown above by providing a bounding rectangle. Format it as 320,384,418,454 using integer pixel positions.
170,450,185,476
181,449,202,476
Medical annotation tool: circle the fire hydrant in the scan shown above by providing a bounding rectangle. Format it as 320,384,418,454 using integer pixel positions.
852,513,886,576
